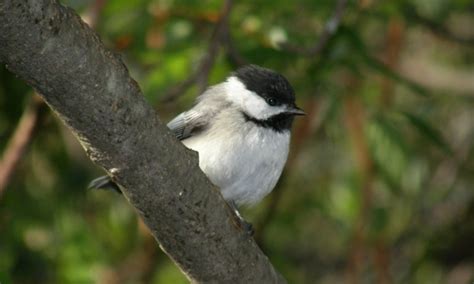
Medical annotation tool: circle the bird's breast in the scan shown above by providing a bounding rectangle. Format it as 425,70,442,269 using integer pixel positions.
182,117,290,206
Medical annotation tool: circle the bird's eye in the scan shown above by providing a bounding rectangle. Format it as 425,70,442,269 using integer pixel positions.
266,97,278,106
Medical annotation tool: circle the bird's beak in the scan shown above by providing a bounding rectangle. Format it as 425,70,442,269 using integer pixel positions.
286,106,306,116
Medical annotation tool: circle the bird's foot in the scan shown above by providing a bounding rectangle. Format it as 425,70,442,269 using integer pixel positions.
88,175,122,194
228,201,254,236
239,219,254,236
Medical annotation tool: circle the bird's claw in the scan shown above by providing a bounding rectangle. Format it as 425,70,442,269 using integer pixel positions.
240,219,254,236
228,201,254,236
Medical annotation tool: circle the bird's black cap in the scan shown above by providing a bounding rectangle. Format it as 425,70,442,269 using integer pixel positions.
234,65,296,106
233,65,304,132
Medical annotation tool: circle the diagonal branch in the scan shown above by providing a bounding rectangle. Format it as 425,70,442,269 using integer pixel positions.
83,0,107,29
279,0,348,56
403,5,474,46
160,0,234,103
222,22,248,67
0,95,45,195
0,0,285,283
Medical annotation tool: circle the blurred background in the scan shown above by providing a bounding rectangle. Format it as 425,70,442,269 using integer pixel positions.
1,0,473,283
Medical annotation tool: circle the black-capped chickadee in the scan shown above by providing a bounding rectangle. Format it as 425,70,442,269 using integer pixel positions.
89,65,304,231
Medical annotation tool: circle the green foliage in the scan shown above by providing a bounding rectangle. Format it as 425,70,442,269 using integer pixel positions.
402,111,452,154
1,0,474,283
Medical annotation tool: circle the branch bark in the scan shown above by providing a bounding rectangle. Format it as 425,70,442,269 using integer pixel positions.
0,1,285,283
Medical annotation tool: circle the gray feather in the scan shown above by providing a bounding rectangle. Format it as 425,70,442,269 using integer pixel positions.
166,84,229,141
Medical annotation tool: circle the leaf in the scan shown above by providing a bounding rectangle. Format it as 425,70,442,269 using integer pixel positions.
374,115,411,155
367,116,411,196
370,207,388,234
374,159,401,196
402,112,452,154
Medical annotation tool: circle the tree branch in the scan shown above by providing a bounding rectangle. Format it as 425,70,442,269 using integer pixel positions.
0,94,45,195
279,0,348,56
222,22,248,67
160,0,234,103
0,1,285,282
403,5,474,46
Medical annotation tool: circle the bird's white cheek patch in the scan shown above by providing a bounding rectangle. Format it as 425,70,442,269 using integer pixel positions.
225,76,287,120
225,76,253,106
242,94,269,119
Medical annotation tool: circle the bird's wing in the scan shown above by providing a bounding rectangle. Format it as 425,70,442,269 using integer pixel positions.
167,109,209,140
167,84,227,141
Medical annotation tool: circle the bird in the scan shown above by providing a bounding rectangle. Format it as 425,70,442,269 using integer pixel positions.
89,64,304,233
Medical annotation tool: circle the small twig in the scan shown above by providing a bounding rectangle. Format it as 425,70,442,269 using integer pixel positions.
222,24,248,67
379,18,405,108
0,95,45,196
160,0,234,103
279,0,348,56
195,0,233,93
343,90,375,284
373,239,392,284
83,0,107,29
159,74,201,103
404,5,474,46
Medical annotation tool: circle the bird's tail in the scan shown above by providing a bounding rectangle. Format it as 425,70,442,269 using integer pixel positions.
88,175,122,194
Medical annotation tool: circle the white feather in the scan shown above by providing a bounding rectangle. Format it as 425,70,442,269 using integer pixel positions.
182,106,290,206
224,76,287,120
